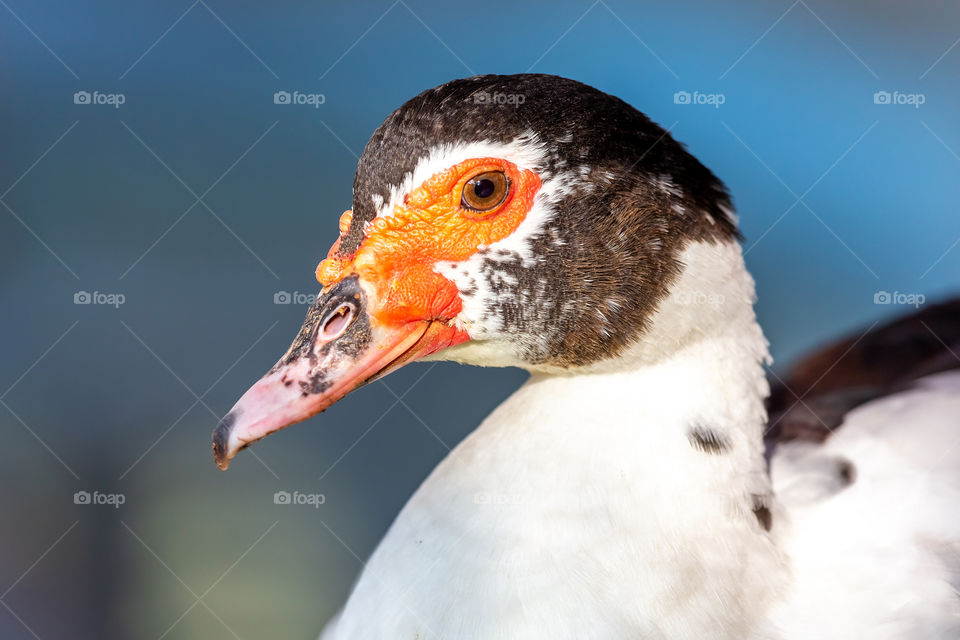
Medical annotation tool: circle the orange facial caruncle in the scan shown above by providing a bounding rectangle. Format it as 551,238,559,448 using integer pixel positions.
315,157,542,328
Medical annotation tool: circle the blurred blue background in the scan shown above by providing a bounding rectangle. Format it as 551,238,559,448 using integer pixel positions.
1,1,957,637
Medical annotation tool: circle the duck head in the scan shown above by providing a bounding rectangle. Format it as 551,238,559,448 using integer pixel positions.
213,73,738,470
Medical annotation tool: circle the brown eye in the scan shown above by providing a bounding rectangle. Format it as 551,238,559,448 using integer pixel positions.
461,171,509,212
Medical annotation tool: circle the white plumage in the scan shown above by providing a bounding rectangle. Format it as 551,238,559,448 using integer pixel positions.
321,239,960,639
771,371,960,638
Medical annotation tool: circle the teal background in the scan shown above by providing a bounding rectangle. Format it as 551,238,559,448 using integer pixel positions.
1,1,958,637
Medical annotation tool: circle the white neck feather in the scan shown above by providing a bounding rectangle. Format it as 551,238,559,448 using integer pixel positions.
330,240,790,639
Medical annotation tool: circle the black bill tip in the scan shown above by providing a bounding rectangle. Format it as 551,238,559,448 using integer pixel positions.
212,411,237,471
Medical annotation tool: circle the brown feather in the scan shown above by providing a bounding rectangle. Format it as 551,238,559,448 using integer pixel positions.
765,298,960,451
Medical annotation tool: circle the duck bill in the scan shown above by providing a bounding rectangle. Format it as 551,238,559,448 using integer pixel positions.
212,275,466,470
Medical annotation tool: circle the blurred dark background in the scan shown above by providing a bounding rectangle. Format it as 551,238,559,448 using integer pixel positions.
1,1,958,638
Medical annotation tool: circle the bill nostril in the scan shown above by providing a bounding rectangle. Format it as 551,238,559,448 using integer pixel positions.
322,303,355,340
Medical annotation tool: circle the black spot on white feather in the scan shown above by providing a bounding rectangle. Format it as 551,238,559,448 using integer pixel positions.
837,457,856,486
752,497,773,532
688,424,730,454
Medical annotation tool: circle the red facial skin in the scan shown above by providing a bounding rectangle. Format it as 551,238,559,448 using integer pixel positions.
316,157,542,329
213,158,543,470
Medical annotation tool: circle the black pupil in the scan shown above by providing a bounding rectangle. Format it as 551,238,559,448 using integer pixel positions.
473,178,496,199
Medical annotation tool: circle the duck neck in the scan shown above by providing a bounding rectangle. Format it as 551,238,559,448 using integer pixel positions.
355,242,784,638
523,240,774,515
443,239,776,531
529,238,774,492
415,241,785,636
494,239,782,632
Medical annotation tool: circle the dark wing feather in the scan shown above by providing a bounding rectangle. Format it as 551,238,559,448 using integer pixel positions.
765,298,960,454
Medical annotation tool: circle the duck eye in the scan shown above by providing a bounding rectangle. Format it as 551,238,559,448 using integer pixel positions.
461,171,509,212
